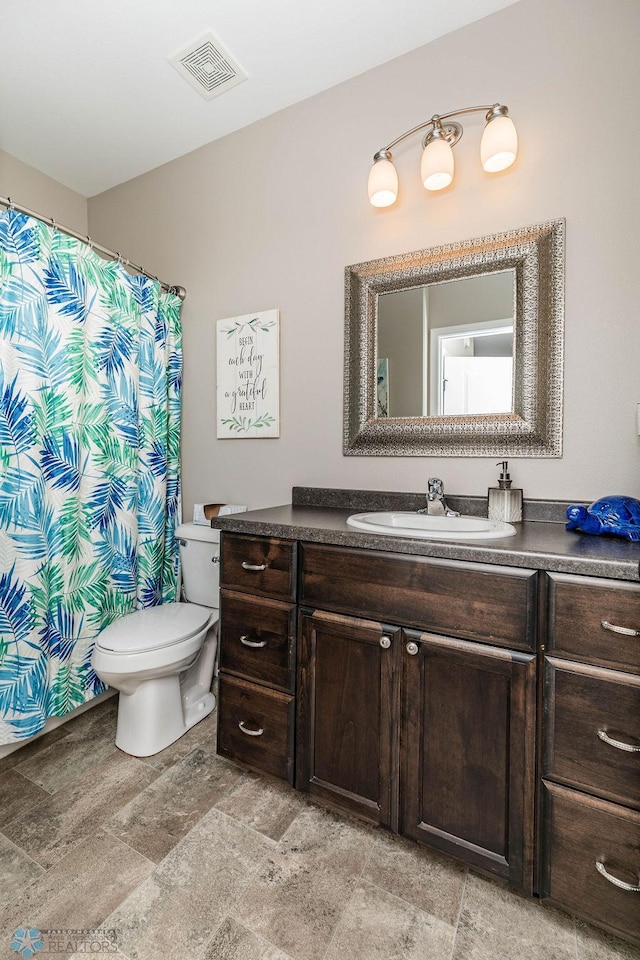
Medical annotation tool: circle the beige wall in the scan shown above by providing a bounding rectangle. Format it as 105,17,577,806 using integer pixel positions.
89,0,640,515
429,273,514,330
0,149,88,234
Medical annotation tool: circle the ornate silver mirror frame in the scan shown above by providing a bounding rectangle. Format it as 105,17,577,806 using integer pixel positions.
343,219,564,457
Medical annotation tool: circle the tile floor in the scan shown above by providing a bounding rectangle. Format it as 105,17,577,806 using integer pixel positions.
0,695,637,960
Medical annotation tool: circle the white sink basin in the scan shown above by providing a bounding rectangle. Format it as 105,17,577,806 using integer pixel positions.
346,511,516,541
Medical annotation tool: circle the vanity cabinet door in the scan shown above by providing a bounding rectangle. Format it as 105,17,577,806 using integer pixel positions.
296,609,401,828
401,630,536,892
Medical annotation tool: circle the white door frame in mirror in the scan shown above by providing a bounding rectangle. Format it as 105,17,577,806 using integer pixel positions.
343,219,564,457
430,319,513,417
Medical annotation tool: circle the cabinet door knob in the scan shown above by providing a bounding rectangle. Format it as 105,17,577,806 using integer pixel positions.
597,729,640,753
238,720,264,737
406,641,419,656
379,636,392,649
241,561,267,572
601,620,640,637
240,635,267,649
595,860,640,892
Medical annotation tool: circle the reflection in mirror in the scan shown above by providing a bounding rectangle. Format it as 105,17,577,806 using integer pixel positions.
377,272,515,418
344,219,565,457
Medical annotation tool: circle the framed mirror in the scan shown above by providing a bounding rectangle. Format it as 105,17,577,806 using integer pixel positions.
343,219,564,456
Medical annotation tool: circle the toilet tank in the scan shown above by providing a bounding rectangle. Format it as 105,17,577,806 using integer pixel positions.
175,522,221,609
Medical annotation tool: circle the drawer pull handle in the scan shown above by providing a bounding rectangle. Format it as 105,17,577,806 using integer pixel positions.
240,635,267,649
379,636,392,649
597,729,640,753
601,620,640,637
238,720,264,737
241,561,267,572
406,641,419,656
595,860,640,892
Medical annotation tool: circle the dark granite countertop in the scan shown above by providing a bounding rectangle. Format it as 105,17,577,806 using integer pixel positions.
209,488,640,582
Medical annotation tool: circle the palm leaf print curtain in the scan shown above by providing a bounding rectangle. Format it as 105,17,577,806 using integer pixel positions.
0,209,182,744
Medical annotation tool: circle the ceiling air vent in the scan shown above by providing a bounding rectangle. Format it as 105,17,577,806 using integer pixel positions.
170,32,247,101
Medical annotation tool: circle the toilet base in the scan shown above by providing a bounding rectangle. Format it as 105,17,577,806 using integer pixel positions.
184,691,215,730
115,676,215,757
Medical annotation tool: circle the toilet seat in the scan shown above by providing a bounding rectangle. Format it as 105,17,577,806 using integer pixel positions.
96,602,212,655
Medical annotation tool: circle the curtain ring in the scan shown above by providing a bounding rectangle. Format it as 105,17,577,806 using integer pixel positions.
7,197,15,210
50,217,56,228
116,252,123,265
86,235,93,249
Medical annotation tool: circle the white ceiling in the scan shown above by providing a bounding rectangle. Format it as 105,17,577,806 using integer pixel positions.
0,0,520,198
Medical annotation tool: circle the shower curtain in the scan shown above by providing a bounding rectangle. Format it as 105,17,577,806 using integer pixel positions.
0,209,182,744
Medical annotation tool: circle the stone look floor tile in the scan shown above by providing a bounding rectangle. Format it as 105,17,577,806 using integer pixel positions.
104,748,247,862
0,830,154,960
104,806,275,960
0,769,50,830
0,833,44,907
1,698,635,960
2,750,159,868
452,873,578,960
363,828,467,926
324,878,456,960
231,804,374,960
203,917,293,960
138,703,218,773
575,919,640,960
0,726,68,774
214,771,307,841
14,699,118,794
276,803,374,876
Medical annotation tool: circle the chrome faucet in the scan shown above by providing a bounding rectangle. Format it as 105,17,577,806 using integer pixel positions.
418,478,460,517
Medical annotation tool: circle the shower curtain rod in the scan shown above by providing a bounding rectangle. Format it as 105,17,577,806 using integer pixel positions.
0,195,186,301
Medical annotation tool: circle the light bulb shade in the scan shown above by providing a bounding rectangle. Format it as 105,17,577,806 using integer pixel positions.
368,157,398,207
481,115,518,172
420,137,454,191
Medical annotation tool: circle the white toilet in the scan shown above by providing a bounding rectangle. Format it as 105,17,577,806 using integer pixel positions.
91,523,221,757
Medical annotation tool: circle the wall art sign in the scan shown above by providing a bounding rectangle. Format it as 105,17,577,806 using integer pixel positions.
216,309,280,438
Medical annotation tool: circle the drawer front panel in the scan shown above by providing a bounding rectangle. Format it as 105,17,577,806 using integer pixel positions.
217,675,294,784
221,533,296,601
548,573,640,673
301,544,536,650
219,591,295,692
542,781,640,942
544,658,640,809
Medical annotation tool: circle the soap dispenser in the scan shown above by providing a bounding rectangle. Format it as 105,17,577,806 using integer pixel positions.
488,461,523,522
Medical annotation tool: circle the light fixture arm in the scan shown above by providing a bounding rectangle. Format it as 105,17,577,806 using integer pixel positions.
374,103,508,157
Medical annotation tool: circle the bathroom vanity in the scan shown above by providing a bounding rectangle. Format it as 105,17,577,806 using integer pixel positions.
212,489,640,946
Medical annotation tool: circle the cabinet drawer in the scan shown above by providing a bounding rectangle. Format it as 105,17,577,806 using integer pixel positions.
221,533,296,601
547,573,640,673
217,675,294,784
544,658,640,809
541,781,640,942
301,544,536,651
219,590,295,692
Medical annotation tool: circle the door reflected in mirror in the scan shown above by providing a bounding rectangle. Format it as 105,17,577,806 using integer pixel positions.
377,271,515,418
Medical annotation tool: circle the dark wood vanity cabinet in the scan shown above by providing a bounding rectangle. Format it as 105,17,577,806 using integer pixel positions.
296,610,400,827
216,532,640,944
401,631,536,888
295,543,538,892
540,572,640,943
217,534,297,784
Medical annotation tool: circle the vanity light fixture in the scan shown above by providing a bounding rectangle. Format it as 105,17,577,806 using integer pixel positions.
368,103,518,207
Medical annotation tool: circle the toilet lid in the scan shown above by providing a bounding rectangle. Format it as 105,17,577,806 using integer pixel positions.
97,603,213,654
